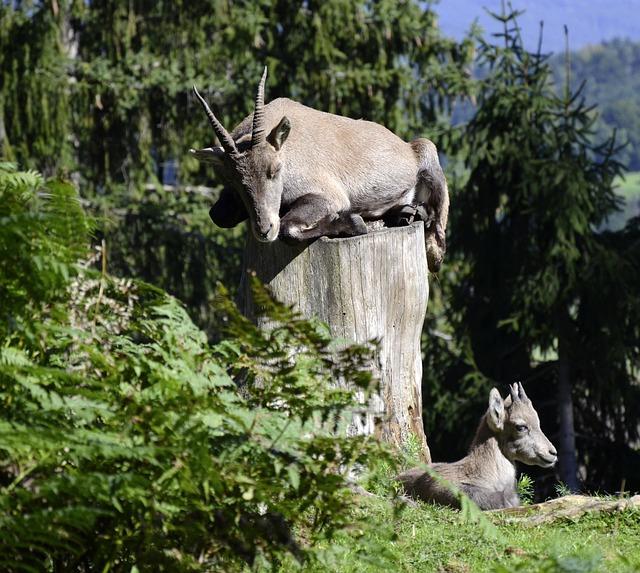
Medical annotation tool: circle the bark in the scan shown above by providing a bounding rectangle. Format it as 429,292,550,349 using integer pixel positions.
557,333,580,491
240,222,431,460
490,494,640,525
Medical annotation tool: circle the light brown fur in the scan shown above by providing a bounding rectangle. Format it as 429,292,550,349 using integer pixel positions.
191,69,449,271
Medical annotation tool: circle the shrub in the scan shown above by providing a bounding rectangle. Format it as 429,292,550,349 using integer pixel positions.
0,164,389,571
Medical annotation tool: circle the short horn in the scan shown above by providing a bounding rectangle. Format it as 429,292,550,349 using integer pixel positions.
251,66,268,148
517,382,530,402
192,85,237,156
509,383,519,403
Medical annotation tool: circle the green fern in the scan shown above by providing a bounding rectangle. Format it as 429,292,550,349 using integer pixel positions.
0,165,392,571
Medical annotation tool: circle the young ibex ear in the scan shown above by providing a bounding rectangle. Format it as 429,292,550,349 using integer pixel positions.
267,116,291,151
487,388,506,432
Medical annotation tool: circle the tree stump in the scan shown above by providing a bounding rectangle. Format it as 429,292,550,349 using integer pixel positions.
240,221,431,461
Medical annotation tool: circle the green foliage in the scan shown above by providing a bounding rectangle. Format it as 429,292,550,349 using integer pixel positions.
494,547,603,573
1,0,474,189
555,482,573,498
551,39,640,172
363,431,424,497
99,186,245,336
0,161,91,341
277,495,640,573
424,7,640,494
0,166,392,571
0,0,475,339
0,6,72,174
517,474,535,506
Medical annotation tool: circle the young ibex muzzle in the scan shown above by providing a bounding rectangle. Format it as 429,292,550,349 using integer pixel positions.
191,67,450,271
397,383,557,510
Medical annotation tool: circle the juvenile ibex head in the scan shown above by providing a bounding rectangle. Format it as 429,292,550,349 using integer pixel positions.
191,67,289,242
486,383,557,468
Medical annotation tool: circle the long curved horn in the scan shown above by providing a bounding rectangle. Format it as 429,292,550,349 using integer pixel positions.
251,67,268,148
193,86,237,156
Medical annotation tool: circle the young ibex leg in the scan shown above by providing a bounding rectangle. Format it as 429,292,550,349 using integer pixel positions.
209,187,248,229
280,194,366,243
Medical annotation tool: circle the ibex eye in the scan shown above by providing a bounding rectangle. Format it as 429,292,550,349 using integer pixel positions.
515,424,528,432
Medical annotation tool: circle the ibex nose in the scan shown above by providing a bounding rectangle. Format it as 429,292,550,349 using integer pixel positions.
257,222,274,240
261,223,273,236
549,445,558,457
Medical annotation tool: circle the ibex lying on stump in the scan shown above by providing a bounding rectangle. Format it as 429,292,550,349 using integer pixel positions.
397,383,557,510
190,68,449,271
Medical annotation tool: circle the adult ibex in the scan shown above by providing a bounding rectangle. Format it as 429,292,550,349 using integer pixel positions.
397,383,557,510
190,68,449,271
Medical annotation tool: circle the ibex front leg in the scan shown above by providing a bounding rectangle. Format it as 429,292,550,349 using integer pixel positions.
280,194,366,243
209,187,248,228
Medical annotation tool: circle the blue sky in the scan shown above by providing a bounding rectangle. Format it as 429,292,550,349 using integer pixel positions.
434,0,640,53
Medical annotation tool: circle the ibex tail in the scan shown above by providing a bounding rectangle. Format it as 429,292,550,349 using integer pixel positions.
411,138,449,272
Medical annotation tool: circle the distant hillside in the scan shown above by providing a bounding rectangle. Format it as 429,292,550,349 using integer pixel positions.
550,38,640,172
434,0,640,53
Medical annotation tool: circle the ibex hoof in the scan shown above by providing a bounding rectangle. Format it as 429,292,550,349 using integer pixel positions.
383,204,414,227
348,214,368,236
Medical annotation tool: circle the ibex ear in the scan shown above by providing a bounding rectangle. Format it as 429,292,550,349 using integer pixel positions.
487,388,506,432
190,146,225,167
267,116,291,151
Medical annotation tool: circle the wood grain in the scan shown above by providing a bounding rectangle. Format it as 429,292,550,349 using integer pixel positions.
240,222,430,460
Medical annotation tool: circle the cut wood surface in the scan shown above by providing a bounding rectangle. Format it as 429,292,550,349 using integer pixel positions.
490,494,640,526
240,221,430,459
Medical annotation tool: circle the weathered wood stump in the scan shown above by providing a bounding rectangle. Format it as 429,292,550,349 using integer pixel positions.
489,494,640,526
240,221,431,461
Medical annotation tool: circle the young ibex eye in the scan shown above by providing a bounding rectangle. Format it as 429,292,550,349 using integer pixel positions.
515,424,528,432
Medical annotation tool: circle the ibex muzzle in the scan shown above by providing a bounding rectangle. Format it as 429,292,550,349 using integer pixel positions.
191,67,450,271
397,383,557,510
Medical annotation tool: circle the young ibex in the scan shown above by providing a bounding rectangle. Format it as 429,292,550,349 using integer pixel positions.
397,383,557,510
190,68,449,271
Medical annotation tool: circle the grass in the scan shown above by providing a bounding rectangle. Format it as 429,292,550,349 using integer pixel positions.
270,437,640,573
279,495,640,572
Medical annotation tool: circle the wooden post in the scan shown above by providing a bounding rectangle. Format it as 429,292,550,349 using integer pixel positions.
240,222,431,461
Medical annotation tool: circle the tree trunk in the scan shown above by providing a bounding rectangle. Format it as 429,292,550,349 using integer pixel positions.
557,333,579,491
240,222,431,461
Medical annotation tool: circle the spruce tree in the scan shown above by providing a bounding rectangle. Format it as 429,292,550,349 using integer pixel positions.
442,10,640,492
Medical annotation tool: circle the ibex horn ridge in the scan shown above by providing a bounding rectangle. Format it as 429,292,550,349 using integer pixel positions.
251,66,268,148
192,85,238,156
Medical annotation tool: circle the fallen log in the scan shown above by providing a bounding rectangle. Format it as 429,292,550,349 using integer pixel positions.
490,494,640,526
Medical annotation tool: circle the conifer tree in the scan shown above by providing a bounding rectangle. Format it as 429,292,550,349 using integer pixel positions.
441,10,640,492
1,1,473,336
1,0,473,191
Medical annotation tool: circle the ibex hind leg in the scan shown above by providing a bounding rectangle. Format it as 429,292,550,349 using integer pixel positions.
383,203,433,228
411,138,450,272
280,194,366,243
